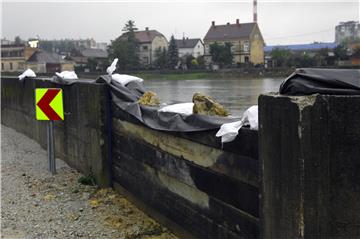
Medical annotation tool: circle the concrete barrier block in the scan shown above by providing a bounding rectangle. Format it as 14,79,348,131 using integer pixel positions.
259,93,360,239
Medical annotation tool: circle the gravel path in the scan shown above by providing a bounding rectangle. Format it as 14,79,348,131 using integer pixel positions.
1,125,177,239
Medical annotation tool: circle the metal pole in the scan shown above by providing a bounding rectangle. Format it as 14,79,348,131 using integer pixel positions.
47,120,56,174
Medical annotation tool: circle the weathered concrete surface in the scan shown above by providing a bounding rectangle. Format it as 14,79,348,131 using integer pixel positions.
1,77,110,186
259,93,360,239
112,115,259,239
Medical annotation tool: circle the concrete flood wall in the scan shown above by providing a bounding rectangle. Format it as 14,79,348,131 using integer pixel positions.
111,106,259,239
3,76,360,239
1,77,111,186
1,77,260,239
259,93,360,239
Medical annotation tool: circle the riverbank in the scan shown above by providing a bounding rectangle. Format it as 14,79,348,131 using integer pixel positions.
1,68,293,80
111,68,293,80
1,125,177,239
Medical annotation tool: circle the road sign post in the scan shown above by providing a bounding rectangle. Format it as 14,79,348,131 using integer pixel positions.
47,120,56,174
35,88,64,175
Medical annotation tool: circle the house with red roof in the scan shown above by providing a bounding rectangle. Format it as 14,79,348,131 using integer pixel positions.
203,19,265,66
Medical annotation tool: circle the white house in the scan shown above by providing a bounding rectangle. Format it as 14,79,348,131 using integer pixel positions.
119,27,168,66
175,38,204,58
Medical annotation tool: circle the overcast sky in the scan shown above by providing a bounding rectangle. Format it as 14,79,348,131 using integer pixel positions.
2,1,359,45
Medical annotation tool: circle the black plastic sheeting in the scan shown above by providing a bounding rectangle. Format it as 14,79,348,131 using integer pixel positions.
280,68,360,95
95,75,240,132
51,74,240,132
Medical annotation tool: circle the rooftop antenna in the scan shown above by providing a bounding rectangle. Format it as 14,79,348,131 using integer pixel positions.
253,0,257,23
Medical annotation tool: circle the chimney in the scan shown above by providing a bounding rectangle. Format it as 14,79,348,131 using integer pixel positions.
145,27,149,31
236,19,240,24
212,21,215,27
253,0,257,22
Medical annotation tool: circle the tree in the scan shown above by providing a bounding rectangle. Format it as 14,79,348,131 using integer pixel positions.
209,42,221,63
316,48,330,66
191,59,199,68
86,58,99,72
108,20,140,70
352,46,360,57
167,35,179,69
185,55,195,69
154,47,167,69
209,42,233,66
219,42,233,66
122,20,138,32
14,36,22,45
196,55,205,69
270,48,293,67
334,43,349,61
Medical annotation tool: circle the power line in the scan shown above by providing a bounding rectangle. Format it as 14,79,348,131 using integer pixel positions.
266,28,334,40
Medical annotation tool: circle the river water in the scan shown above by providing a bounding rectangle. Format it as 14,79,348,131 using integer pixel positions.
144,77,285,116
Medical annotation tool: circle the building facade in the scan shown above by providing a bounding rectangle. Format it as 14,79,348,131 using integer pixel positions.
175,38,204,58
26,51,74,73
335,21,360,44
1,44,74,73
69,48,108,72
1,44,38,72
120,28,168,66
203,19,265,66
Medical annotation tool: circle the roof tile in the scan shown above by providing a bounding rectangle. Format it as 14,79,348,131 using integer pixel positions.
175,38,202,48
204,23,256,41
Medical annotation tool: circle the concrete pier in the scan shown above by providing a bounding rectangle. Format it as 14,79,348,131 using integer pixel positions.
259,93,360,239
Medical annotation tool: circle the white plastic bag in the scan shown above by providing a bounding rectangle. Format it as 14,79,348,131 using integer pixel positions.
18,69,36,81
158,103,194,116
107,58,118,75
55,71,78,80
111,73,143,86
216,105,258,143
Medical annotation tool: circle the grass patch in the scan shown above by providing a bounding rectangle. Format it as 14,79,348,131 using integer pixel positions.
78,172,97,186
133,72,219,80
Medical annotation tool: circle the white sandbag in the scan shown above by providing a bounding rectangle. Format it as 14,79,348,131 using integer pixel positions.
216,120,244,143
158,103,194,115
111,73,143,86
216,105,258,143
245,105,259,130
18,69,36,81
107,58,118,75
55,71,78,80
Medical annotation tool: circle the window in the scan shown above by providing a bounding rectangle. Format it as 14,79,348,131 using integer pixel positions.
245,56,249,63
142,57,149,64
2,51,9,57
143,45,148,50
243,42,249,52
1,63,4,70
10,62,13,70
18,62,24,70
